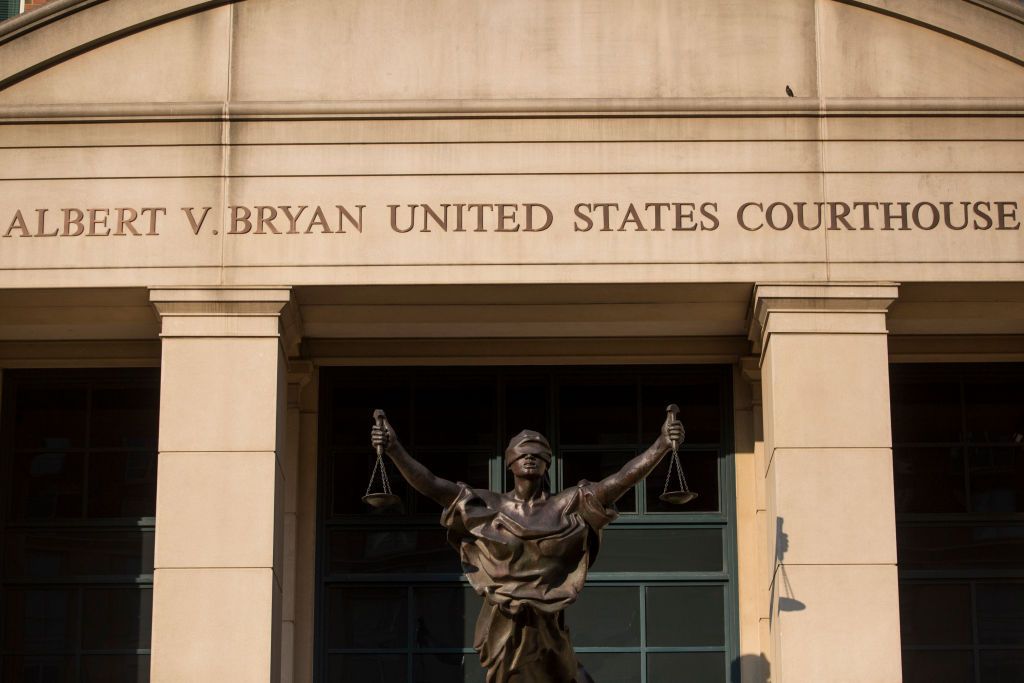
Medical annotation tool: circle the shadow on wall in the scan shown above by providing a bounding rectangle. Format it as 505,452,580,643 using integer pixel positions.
735,654,771,683
740,519,806,682
773,517,806,614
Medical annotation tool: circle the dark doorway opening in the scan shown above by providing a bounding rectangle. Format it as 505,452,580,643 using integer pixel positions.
0,369,158,683
891,363,1024,683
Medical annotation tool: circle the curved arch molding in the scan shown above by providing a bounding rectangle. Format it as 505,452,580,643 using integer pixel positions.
835,0,1024,68
0,0,1021,118
0,0,240,91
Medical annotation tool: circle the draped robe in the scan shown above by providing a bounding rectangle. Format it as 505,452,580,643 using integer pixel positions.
441,481,617,683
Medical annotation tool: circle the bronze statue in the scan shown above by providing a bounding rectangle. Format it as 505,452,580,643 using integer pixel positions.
370,408,685,683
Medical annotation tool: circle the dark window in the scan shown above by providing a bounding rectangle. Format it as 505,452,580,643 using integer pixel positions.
317,366,736,682
892,364,1024,683
1,370,158,683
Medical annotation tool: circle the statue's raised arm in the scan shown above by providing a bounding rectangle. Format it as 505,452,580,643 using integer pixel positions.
370,410,461,507
588,405,685,507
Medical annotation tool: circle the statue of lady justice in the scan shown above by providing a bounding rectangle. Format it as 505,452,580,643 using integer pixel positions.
370,407,686,683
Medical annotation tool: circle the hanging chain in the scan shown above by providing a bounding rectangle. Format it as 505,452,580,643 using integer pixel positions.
676,448,690,492
366,424,394,497
365,455,382,497
662,441,677,495
379,451,392,494
662,439,689,495
365,452,394,496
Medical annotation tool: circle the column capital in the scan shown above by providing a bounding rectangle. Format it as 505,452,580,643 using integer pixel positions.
286,360,315,409
149,287,304,356
747,282,898,356
740,356,763,410
740,355,761,384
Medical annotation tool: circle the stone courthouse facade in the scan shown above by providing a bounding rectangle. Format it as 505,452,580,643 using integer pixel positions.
0,1,1022,682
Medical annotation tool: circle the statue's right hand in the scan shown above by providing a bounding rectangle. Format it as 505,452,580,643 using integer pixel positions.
370,412,396,452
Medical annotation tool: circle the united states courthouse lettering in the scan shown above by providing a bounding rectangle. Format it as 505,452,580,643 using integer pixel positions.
0,1,1021,682
4,199,1020,238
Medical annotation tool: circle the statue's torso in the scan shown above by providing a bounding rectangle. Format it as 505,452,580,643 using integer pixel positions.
442,482,616,614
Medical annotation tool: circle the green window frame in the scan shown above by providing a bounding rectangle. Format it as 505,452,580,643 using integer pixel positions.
315,365,739,682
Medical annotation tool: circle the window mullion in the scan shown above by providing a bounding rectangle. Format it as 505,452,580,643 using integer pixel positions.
639,584,648,680
970,580,981,682
406,584,414,683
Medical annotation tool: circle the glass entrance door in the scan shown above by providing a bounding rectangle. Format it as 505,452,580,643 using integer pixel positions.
316,365,737,682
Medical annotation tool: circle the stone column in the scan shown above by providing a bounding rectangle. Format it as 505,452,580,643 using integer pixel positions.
281,360,313,683
748,283,902,683
737,357,771,683
292,367,320,683
149,288,299,683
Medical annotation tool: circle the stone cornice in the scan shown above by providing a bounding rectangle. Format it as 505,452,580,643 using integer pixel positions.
149,286,303,356
1,97,1023,123
748,282,899,357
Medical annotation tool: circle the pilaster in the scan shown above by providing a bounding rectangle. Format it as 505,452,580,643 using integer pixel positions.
148,287,299,683
748,282,902,683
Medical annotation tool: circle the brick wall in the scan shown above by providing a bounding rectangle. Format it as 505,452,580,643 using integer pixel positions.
24,0,53,11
